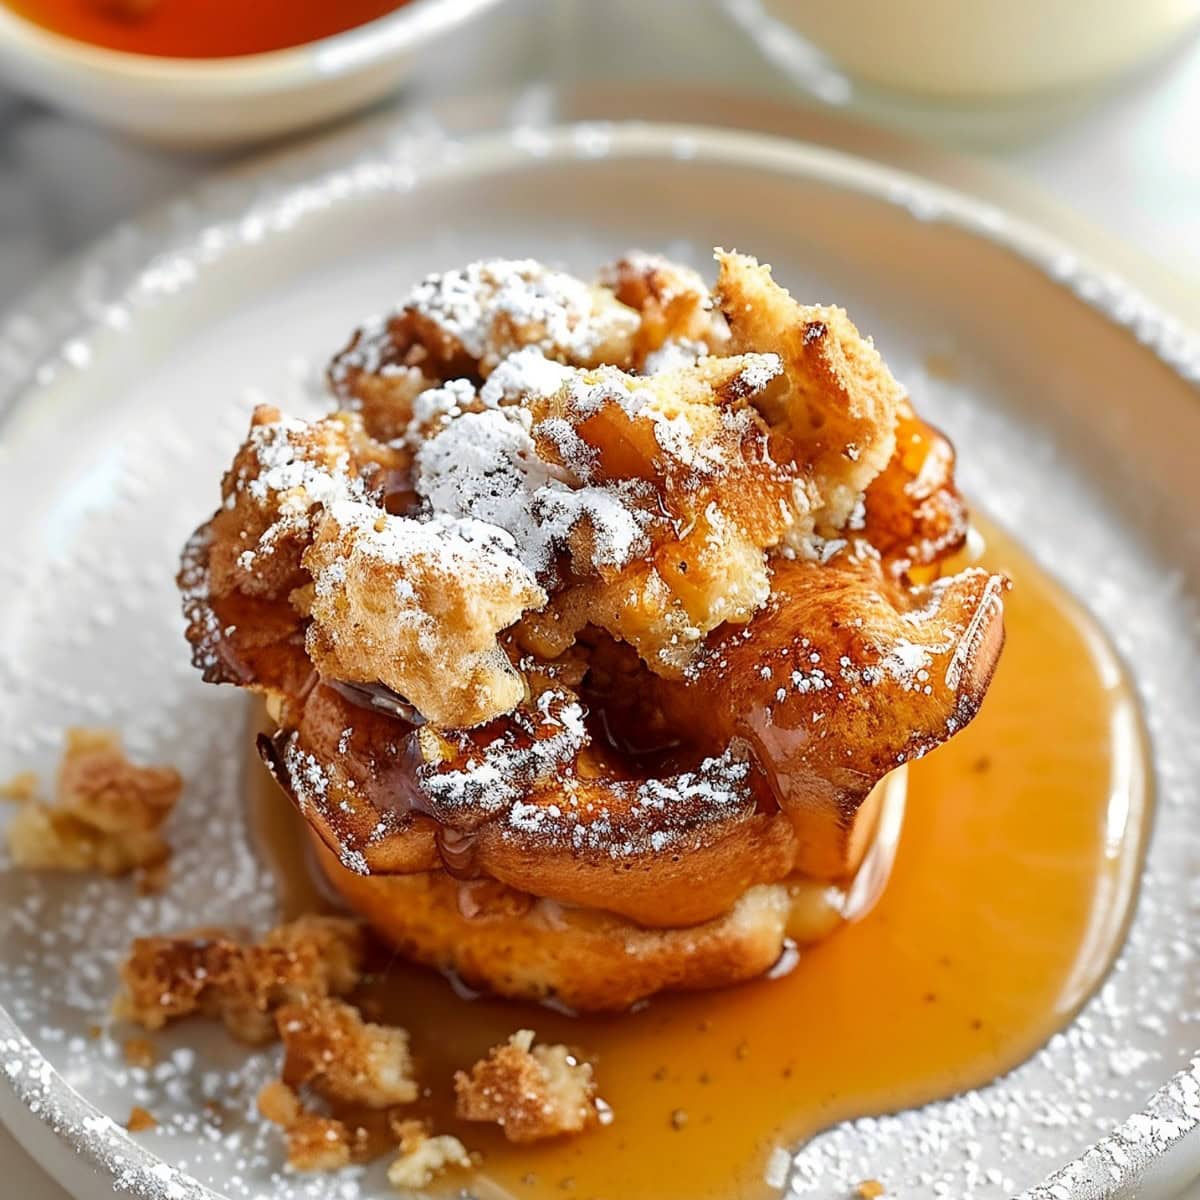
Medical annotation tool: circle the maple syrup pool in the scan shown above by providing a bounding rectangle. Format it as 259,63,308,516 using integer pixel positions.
248,514,1151,1199
4,0,409,58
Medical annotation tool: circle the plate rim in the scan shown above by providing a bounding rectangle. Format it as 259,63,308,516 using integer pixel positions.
0,118,1197,1200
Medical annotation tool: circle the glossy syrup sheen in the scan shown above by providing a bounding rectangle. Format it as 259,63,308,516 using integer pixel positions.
6,0,407,58
249,514,1151,1200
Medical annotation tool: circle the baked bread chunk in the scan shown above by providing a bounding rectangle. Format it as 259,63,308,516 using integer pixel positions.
180,249,1005,1009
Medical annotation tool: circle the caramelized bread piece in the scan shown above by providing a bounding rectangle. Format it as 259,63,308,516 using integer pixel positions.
205,404,393,602
263,553,1000,923
387,1121,471,1189
597,251,728,365
329,258,641,441
257,1080,367,1172
862,397,969,578
663,558,1005,878
715,249,903,538
303,501,545,728
4,729,181,885
187,254,929,727
261,682,796,927
276,995,417,1106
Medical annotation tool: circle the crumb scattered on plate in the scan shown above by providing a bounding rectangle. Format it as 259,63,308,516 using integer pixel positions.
456,1029,600,1143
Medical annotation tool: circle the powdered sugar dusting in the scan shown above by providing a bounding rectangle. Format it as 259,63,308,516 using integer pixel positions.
418,691,590,816
479,345,576,407
234,416,368,572
315,497,537,599
414,403,654,579
563,367,656,420
327,312,391,387
406,258,637,367
644,337,707,374
401,376,475,444
418,693,755,858
245,418,347,505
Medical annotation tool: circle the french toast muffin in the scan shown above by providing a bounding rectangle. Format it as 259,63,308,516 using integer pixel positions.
180,249,1005,1010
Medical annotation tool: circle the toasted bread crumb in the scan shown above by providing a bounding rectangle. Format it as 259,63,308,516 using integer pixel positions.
257,1079,303,1127
455,1029,599,1143
3,730,180,886
126,1105,157,1133
277,994,418,1107
386,1119,471,1190
286,1114,356,1173
856,1181,886,1199
257,1080,362,1172
57,728,180,831
0,770,38,801
113,914,364,1043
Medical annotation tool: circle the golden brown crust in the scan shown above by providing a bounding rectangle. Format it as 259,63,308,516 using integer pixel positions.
274,548,996,928
517,354,796,674
597,251,728,364
113,915,364,1043
328,258,642,442
862,397,968,579
191,253,928,726
660,559,1006,878
276,680,797,927
311,834,861,1011
455,1029,598,1142
257,1080,363,1172
330,320,443,444
715,249,903,538
303,502,544,729
206,405,393,603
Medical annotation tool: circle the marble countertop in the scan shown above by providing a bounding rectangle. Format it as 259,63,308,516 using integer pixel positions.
0,2,1197,1196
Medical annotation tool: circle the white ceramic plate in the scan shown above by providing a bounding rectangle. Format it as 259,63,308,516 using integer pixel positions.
0,121,1198,1200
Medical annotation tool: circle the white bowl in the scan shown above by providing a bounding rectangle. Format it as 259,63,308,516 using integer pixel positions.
0,0,505,150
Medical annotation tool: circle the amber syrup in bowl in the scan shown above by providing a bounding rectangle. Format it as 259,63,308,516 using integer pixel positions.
3,0,410,58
